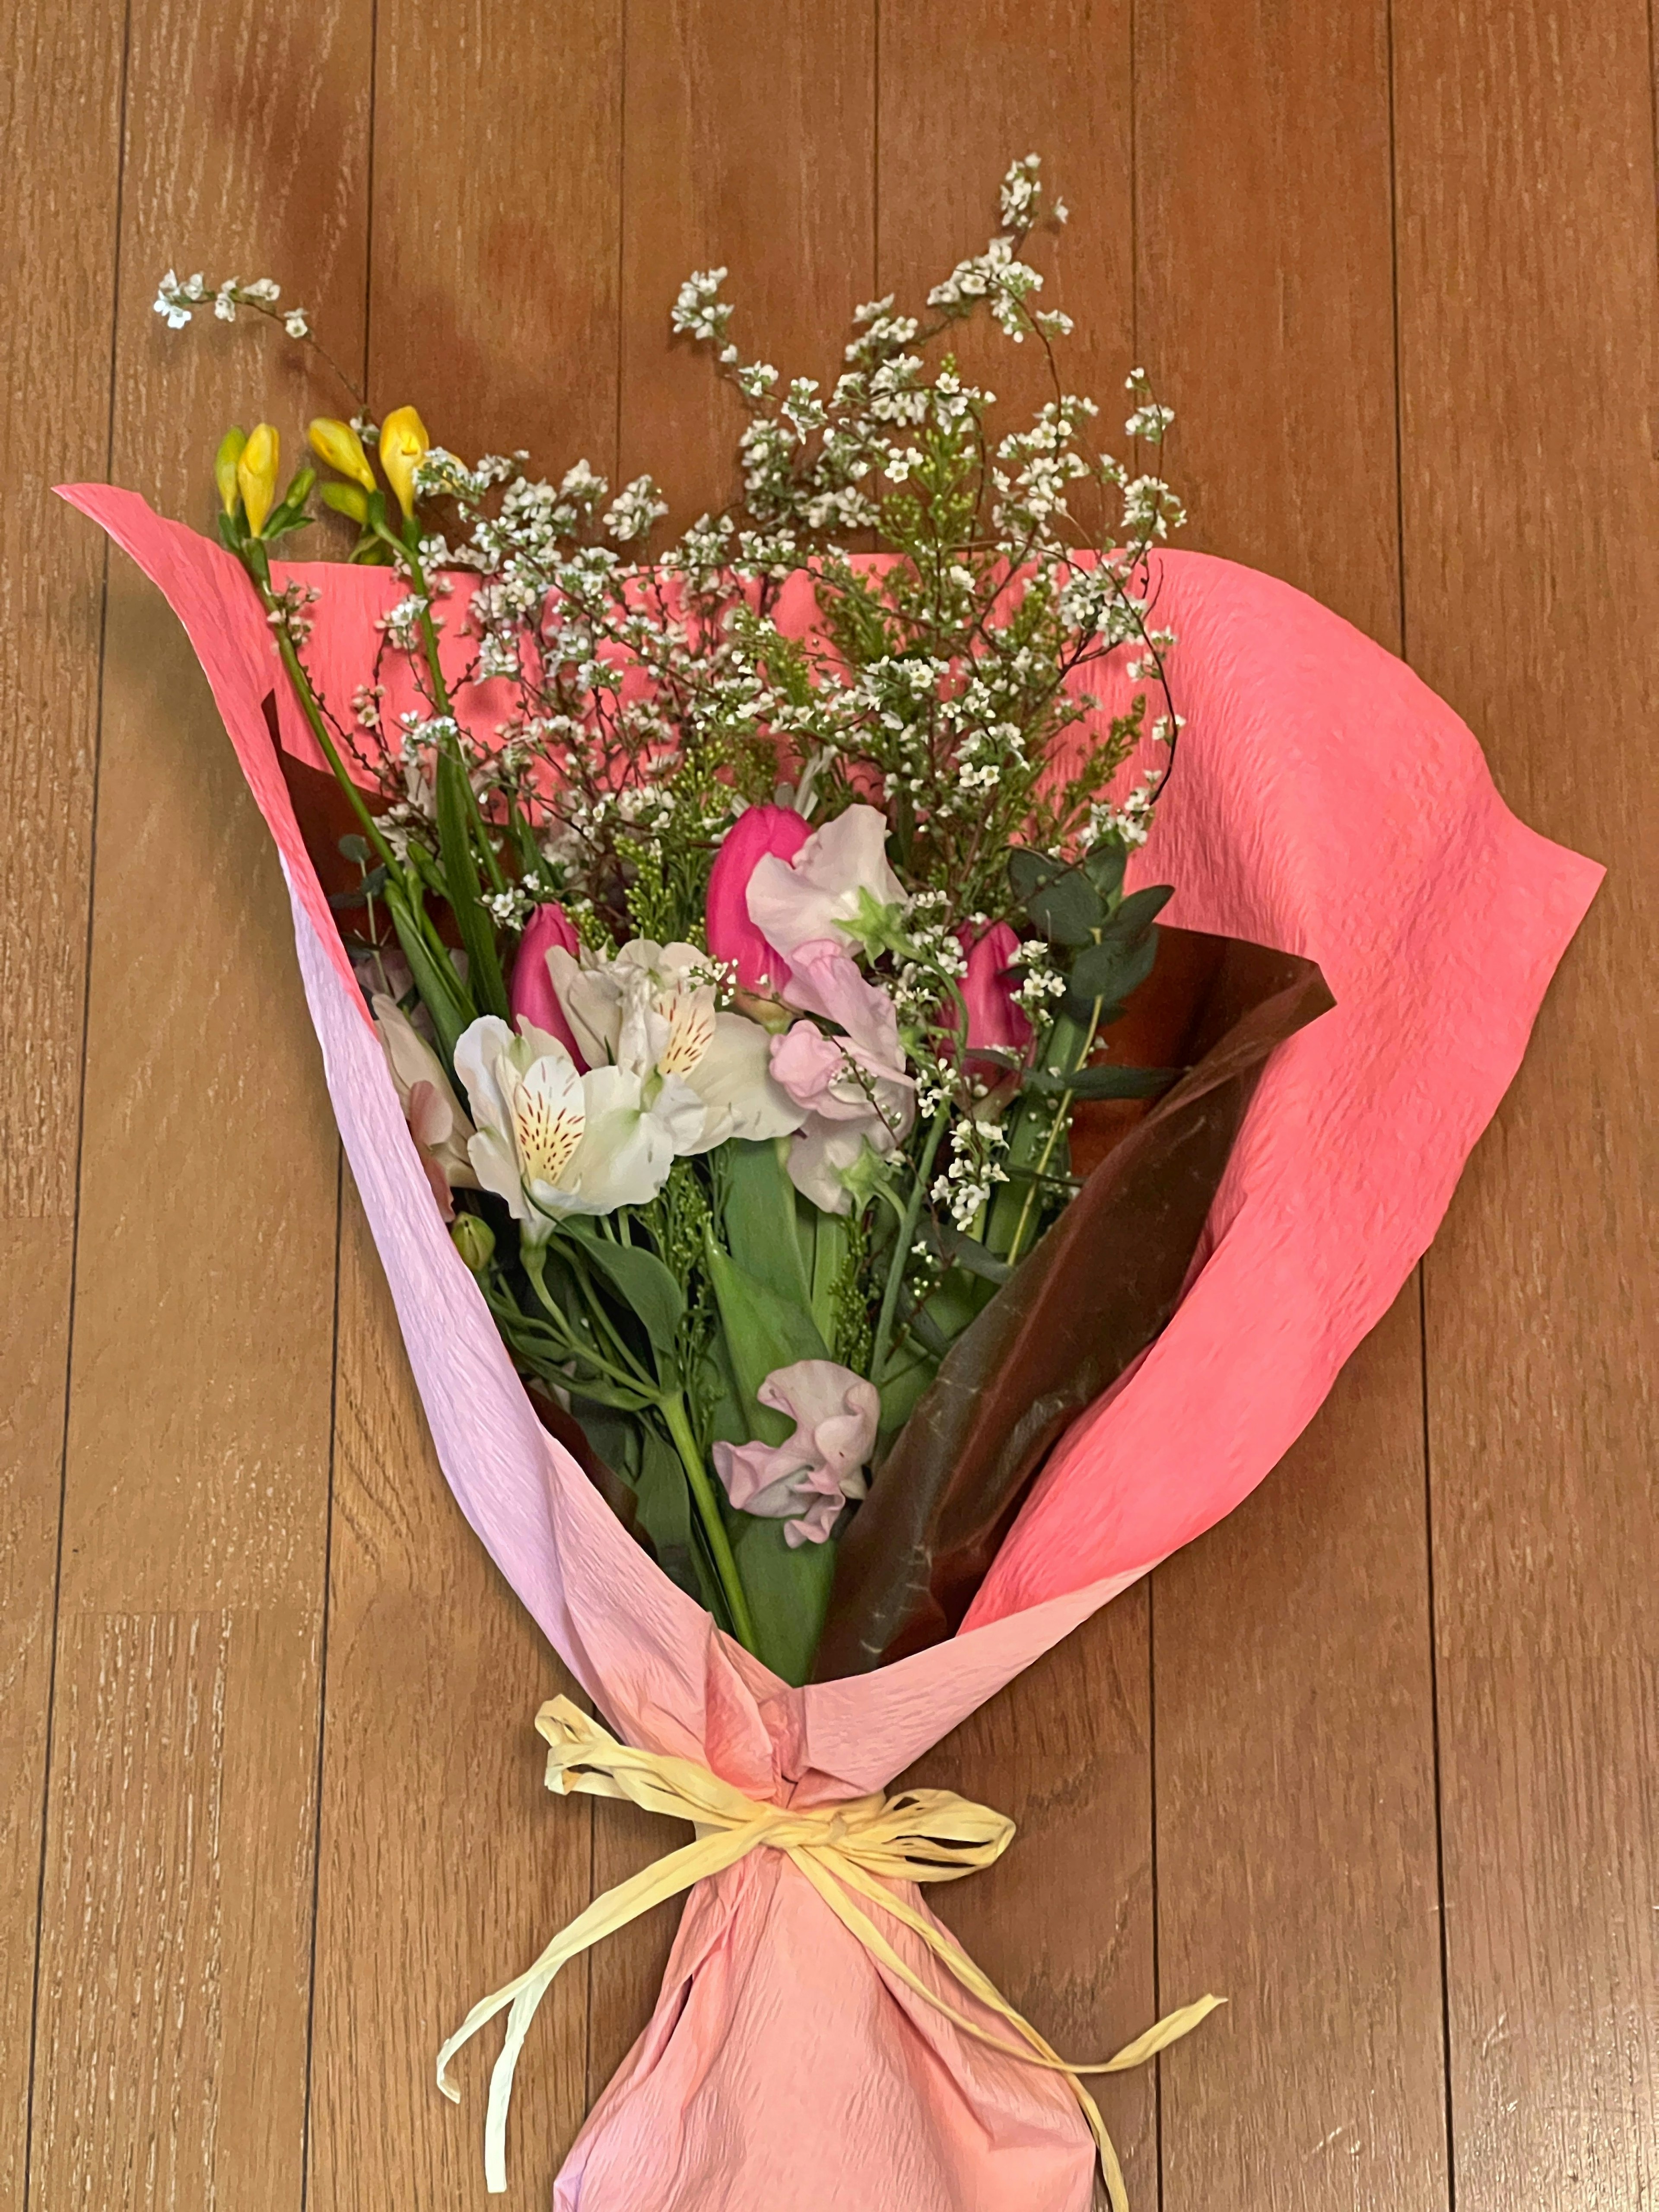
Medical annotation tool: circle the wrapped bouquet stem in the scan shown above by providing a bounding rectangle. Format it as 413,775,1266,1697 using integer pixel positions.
68,159,1599,2210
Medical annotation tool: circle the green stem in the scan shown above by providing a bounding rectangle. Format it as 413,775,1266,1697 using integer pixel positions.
520,1244,655,1401
245,552,397,876
998,995,1103,1270
661,1389,760,1656
871,1105,950,1386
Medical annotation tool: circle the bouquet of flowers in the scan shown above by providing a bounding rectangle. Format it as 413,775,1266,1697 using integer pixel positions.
69,157,1599,2212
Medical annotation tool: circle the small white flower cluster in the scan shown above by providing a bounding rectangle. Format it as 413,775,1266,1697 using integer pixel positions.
483,884,534,932
931,1117,1011,1232
264,579,321,645
154,269,308,339
670,268,733,344
376,594,429,650
603,475,671,544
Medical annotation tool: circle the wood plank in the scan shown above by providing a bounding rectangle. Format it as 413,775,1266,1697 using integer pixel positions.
583,0,879,2100
1392,2,1659,2203
874,10,1154,2198
1153,1290,1448,2209
1136,0,1402,647
30,1608,324,2208
368,0,623,467
307,1195,587,2205
0,0,126,2194
29,0,373,2203
616,0,877,520
308,8,624,2195
1133,7,1451,2205
0,1226,75,2207
904,1598,1159,2207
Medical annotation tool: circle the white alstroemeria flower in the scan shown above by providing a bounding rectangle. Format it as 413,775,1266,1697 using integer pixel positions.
454,1016,698,1237
744,803,909,962
545,938,803,1154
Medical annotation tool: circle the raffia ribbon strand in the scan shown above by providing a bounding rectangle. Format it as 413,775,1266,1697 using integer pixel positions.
438,1696,1223,2209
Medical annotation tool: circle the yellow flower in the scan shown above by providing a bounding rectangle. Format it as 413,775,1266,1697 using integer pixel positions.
237,422,280,537
378,404,430,518
214,426,248,515
307,415,376,492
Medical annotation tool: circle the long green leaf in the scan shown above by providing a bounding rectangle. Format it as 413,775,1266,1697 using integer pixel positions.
435,747,510,1019
562,1226,684,1360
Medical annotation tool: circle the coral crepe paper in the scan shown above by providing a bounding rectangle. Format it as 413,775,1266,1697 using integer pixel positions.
63,483,1601,2212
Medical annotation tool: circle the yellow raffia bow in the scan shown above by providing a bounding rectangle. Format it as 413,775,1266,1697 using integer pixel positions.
438,1696,1223,2208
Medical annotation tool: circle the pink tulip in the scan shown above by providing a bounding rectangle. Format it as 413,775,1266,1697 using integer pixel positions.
706,804,811,992
510,902,587,1066
957,922,1033,1060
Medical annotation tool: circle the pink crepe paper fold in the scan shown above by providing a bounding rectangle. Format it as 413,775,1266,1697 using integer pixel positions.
62,483,1601,2212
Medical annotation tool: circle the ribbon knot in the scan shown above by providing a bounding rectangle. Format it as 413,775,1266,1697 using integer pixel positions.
438,1696,1221,2209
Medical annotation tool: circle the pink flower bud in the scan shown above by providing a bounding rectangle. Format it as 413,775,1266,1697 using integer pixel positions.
510,902,587,1066
958,922,1033,1059
706,804,811,992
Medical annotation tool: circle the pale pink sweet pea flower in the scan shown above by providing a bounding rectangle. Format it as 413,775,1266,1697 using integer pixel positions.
769,938,916,1212
510,903,587,1067
706,804,811,993
712,1359,880,1547
957,922,1033,1060
745,802,907,963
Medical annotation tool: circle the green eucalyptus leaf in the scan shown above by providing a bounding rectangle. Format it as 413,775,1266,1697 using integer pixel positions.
1083,842,1129,899
1007,846,1060,904
1101,883,1176,938
1024,1062,1181,1101
1026,868,1103,948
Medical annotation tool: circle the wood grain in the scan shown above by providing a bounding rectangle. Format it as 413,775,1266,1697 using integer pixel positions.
1394,2,1659,2204
27,0,372,2204
368,0,623,468
877,0,1135,464
10,6,1657,2209
1154,1288,1449,2210
617,0,877,521
307,1193,587,2206
876,13,1154,2200
1135,0,1403,647
30,1608,323,2208
0,0,126,2194
1133,9,1452,2205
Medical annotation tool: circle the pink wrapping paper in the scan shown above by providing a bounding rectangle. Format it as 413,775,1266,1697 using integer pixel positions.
64,484,1602,2211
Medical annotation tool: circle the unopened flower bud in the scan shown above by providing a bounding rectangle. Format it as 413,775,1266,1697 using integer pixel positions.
378,404,430,518
308,415,376,492
321,480,370,524
450,1212,496,1272
237,421,280,536
215,426,247,515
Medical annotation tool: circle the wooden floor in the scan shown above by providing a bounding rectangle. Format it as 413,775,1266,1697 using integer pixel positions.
5,3,1655,2206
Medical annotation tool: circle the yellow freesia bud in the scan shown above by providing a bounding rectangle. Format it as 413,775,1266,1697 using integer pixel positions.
321,480,370,524
378,404,430,518
237,421,280,537
307,415,376,492
215,426,248,515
